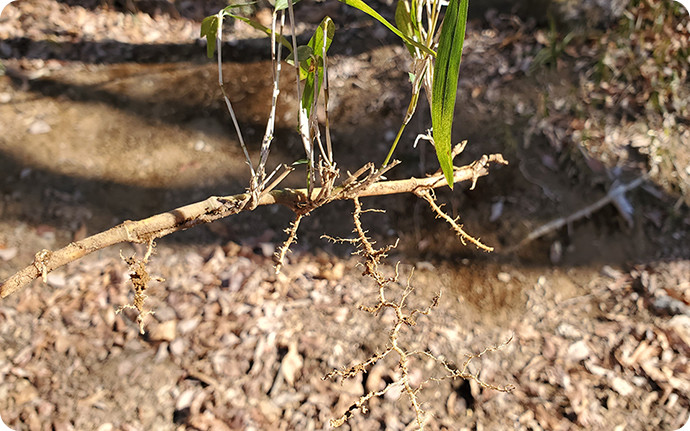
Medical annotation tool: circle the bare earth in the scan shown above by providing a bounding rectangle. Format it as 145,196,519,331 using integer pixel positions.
1,1,689,430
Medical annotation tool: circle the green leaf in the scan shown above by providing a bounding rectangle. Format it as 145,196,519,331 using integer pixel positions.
285,45,315,79
431,0,469,189
292,158,309,165
301,17,335,116
338,0,434,56
302,69,318,116
285,15,335,118
273,0,302,11
308,16,335,56
200,15,220,58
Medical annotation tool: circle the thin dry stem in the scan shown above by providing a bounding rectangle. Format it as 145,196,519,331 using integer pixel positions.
257,9,285,177
215,13,253,180
2,155,505,299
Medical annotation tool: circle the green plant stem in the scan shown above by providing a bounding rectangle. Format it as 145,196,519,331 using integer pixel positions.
383,122,408,167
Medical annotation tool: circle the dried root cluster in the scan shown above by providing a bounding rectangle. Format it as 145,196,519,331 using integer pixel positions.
321,197,513,429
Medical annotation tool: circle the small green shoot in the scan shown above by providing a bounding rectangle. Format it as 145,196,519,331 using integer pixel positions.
200,14,220,58
201,4,293,59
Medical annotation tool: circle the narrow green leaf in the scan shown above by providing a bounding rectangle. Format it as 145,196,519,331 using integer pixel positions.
221,2,257,13
200,15,219,58
409,0,420,37
337,0,435,56
395,0,415,55
229,14,294,52
431,0,469,189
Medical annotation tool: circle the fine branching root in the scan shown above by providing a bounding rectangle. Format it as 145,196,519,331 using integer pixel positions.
416,188,493,252
410,153,507,254
426,336,516,393
272,161,401,272
323,198,513,429
273,162,343,272
274,214,304,273
115,240,162,334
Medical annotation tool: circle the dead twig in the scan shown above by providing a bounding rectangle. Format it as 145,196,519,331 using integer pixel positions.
507,176,646,253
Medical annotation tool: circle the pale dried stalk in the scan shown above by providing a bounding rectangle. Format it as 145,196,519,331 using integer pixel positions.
283,0,315,190
215,12,253,178
256,9,286,187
